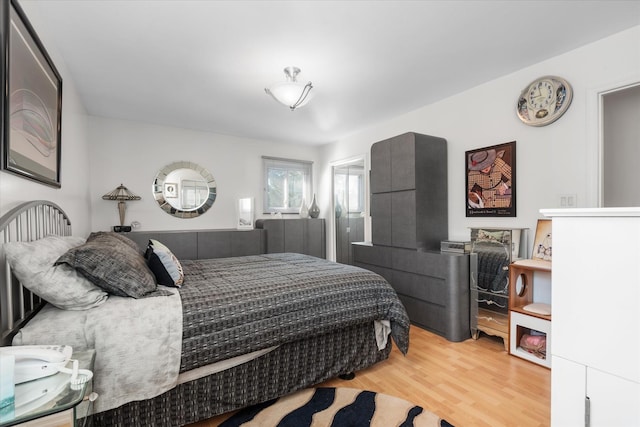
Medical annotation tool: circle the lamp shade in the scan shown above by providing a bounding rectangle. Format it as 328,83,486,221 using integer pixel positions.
265,66,313,111
102,184,141,201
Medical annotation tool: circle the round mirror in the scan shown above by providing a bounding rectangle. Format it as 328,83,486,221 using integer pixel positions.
153,161,217,218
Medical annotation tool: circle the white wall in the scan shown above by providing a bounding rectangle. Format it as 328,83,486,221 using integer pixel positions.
88,117,322,232
320,26,640,260
0,2,92,237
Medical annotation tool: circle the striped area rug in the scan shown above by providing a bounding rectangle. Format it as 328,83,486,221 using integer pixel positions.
219,387,454,427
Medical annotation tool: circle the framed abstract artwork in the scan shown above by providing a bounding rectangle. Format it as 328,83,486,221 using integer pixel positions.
1,0,63,187
466,141,516,217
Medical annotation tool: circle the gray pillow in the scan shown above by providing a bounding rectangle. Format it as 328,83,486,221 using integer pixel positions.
3,235,108,310
56,232,171,298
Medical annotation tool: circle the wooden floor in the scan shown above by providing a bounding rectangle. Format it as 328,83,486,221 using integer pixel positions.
189,326,550,427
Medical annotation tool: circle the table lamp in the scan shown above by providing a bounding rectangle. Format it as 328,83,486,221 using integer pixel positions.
102,184,141,232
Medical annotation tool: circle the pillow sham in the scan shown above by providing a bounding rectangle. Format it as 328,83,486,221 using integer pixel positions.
88,231,141,252
3,235,108,310
145,239,184,287
56,232,171,298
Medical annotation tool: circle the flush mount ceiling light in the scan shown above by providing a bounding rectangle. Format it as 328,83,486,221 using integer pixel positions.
265,66,313,111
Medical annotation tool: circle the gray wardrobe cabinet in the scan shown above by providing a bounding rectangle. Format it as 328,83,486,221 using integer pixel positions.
370,132,448,251
354,132,470,342
255,218,326,258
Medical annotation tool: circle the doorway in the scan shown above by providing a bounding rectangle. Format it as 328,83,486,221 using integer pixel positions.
333,157,365,264
602,83,640,207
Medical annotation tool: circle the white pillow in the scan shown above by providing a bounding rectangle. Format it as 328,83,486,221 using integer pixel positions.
3,235,108,310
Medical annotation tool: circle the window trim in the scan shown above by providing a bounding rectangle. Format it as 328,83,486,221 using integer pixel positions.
262,156,313,214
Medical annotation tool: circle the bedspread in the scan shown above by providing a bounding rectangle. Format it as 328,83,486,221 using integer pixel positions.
13,253,409,417
178,253,410,372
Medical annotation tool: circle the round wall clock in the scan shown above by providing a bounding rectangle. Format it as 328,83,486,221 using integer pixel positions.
516,75,573,126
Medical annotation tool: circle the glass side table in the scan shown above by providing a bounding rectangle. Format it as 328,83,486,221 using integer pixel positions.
0,350,95,427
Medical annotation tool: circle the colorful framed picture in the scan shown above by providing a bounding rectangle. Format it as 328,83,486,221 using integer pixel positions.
1,0,63,188
466,141,516,217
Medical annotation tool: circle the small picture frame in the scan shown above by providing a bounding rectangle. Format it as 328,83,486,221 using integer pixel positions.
466,141,516,217
237,197,254,230
164,182,178,198
532,219,552,262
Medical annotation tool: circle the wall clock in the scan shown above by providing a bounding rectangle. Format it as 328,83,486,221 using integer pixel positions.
517,75,573,126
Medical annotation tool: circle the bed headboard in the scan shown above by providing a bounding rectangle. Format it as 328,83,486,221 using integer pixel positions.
0,200,72,346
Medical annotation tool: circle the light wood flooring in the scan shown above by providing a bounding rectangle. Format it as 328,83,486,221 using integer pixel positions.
189,326,550,427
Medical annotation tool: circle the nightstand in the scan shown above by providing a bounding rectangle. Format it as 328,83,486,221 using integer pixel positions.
0,350,95,427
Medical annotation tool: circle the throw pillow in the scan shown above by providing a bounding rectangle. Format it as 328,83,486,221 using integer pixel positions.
56,232,171,298
3,235,108,310
145,239,184,287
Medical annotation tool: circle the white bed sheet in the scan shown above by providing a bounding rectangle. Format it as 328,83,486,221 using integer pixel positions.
13,287,182,414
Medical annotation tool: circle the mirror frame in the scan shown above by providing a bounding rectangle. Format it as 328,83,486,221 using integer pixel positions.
153,161,217,218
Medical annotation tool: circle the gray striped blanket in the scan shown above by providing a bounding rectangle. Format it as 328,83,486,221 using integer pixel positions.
178,253,410,372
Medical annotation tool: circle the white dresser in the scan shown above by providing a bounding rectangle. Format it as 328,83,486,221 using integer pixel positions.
542,208,640,427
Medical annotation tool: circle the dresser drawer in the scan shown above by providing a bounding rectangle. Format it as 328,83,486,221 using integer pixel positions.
477,308,509,334
472,289,508,315
391,270,446,306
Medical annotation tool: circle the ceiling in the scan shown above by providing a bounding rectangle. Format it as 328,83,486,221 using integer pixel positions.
20,0,640,146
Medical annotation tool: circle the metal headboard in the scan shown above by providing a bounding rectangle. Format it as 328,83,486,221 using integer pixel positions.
0,200,72,346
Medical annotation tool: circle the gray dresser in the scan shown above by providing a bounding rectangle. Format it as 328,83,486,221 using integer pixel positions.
353,242,470,342
255,218,326,258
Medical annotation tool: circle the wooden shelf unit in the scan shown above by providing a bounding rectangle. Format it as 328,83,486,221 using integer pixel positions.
508,259,551,368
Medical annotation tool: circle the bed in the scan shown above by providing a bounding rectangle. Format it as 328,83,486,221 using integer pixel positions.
0,201,410,427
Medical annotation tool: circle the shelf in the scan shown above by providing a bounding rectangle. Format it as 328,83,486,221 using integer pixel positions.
512,346,550,368
509,261,551,312
508,260,552,368
512,258,551,271
510,311,551,368
511,305,551,321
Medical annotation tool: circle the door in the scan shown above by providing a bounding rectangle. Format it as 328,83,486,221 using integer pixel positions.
587,367,640,426
333,158,365,264
602,83,640,207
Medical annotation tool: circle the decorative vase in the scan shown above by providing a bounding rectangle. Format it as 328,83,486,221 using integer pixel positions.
309,194,320,218
299,198,309,218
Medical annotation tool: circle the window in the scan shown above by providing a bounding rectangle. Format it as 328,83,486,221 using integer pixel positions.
263,156,312,214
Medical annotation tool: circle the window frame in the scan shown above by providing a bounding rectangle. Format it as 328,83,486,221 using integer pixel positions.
262,156,313,214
